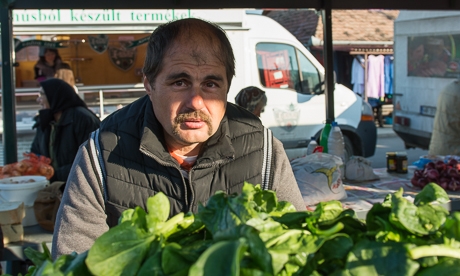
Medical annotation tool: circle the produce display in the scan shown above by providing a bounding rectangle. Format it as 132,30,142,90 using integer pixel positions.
22,183,460,276
411,158,460,191
0,153,54,180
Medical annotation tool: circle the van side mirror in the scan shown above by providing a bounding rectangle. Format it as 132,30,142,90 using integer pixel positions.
314,71,336,95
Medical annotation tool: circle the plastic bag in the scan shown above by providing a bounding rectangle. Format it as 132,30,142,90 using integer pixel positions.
1,152,54,180
345,156,379,181
290,152,347,206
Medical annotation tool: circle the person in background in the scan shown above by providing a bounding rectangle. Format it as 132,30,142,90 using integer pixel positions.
54,63,78,93
429,80,460,156
52,17,305,258
31,78,100,182
235,86,268,117
34,48,63,82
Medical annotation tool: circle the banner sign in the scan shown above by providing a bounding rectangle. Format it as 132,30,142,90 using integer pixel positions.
12,9,244,26
126,36,150,48
88,34,109,53
15,39,67,52
408,34,460,78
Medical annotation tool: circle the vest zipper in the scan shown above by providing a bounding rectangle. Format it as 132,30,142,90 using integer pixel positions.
139,146,190,207
188,158,232,212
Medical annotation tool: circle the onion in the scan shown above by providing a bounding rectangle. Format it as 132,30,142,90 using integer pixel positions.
411,177,420,187
418,178,428,188
448,158,459,167
448,180,460,191
439,181,448,190
439,177,450,190
414,169,424,179
425,162,436,170
2,164,13,174
448,168,459,178
435,160,447,172
426,169,440,181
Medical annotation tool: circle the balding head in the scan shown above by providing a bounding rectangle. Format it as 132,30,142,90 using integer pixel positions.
143,18,235,91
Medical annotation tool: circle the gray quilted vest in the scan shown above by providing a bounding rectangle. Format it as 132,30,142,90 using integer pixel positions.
87,96,273,227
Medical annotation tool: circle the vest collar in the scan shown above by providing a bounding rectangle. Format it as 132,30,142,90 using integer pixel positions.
140,99,235,166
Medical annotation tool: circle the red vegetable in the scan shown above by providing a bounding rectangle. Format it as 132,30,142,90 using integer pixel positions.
439,181,448,190
411,177,420,187
448,158,459,167
414,169,424,179
426,169,440,181
435,160,447,172
426,162,436,170
439,177,450,189
448,180,460,191
418,178,428,188
448,168,459,178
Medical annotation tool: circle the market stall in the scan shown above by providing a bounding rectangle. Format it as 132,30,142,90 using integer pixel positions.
342,167,460,219
3,166,460,275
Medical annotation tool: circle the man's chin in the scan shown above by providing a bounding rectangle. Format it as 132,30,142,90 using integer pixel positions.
175,132,211,145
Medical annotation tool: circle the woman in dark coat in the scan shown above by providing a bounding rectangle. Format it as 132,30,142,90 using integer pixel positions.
31,78,100,182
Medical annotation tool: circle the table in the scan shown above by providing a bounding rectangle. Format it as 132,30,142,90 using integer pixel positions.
341,167,460,219
2,225,53,275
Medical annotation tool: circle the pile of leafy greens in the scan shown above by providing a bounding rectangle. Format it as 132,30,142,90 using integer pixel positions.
21,182,460,276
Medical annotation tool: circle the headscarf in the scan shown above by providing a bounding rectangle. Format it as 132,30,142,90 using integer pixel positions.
38,78,88,130
235,86,267,113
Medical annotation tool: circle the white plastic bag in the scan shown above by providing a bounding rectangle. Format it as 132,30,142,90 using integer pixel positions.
345,156,379,181
290,153,347,206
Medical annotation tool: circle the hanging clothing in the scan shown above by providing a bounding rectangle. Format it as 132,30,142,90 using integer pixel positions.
351,56,365,96
384,55,394,95
366,55,385,99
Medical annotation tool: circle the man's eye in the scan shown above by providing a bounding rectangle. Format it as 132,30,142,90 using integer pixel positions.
205,82,217,88
173,80,186,86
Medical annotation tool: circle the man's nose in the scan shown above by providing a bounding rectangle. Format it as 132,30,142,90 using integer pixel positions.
186,86,205,110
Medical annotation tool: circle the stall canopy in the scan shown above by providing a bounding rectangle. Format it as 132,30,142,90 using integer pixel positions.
2,0,460,164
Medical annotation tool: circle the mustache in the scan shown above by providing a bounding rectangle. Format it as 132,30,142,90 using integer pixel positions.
173,110,213,136
174,110,212,125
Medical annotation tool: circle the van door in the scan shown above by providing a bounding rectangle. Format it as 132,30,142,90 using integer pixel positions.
255,42,325,150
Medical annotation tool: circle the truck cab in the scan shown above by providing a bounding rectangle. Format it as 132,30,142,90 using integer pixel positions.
393,11,460,150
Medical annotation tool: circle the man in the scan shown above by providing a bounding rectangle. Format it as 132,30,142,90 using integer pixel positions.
52,18,305,258
429,80,460,156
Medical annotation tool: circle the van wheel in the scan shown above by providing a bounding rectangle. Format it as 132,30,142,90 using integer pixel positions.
343,135,354,163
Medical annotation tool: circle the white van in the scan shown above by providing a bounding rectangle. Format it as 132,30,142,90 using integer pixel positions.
5,9,376,162
221,11,377,160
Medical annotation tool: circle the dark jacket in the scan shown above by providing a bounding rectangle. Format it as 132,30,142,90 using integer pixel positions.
31,106,100,182
31,79,100,182
96,95,269,226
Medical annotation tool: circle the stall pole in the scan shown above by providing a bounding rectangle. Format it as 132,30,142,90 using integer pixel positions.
321,0,335,123
99,89,104,120
1,6,18,164
364,54,368,102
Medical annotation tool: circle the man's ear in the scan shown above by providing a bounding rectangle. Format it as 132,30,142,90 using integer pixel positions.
143,75,152,96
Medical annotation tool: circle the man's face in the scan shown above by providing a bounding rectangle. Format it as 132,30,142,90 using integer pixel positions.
144,34,228,151
37,87,50,110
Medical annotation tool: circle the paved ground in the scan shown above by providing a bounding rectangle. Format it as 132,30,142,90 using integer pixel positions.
370,124,429,168
376,124,396,138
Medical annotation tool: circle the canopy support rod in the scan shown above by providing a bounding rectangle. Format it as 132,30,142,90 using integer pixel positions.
1,6,18,164
321,0,334,123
